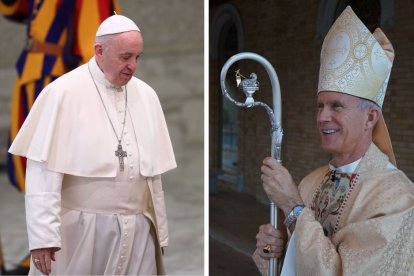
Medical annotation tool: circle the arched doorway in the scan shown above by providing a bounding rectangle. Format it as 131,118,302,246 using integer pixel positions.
210,4,245,192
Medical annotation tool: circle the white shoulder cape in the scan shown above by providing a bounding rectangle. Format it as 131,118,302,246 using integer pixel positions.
9,59,176,177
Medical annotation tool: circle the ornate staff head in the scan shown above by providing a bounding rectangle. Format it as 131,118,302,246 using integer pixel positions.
235,70,260,106
220,52,283,160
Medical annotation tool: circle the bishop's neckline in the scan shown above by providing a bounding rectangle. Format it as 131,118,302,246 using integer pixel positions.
329,158,361,174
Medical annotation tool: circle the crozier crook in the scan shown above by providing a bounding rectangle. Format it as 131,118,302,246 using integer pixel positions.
220,52,283,276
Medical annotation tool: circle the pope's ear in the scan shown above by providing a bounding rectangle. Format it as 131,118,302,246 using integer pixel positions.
94,44,103,57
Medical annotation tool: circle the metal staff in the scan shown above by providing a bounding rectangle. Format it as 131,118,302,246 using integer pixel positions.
220,52,283,276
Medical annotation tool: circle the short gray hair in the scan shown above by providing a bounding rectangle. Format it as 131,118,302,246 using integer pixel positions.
357,97,381,112
94,34,116,49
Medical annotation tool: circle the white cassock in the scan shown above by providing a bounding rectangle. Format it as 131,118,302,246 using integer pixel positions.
9,57,176,275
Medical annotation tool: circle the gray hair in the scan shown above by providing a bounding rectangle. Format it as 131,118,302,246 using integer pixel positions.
94,34,116,49
357,97,381,112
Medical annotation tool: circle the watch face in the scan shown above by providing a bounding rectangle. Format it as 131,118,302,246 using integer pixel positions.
293,206,303,216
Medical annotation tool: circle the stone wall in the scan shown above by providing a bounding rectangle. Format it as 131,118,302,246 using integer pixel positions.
0,15,24,167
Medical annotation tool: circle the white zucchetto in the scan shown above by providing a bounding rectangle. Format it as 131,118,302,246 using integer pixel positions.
96,14,140,37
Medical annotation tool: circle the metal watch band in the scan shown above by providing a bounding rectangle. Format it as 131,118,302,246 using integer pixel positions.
283,205,305,229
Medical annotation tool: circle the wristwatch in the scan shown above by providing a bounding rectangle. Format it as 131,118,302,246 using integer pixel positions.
283,205,305,232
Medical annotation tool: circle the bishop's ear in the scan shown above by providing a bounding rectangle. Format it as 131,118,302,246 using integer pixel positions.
366,107,381,130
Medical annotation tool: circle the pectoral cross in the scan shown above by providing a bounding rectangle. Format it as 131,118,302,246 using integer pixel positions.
115,143,127,171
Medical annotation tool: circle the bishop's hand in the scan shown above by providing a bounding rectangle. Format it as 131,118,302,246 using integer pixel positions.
256,224,287,259
261,157,304,216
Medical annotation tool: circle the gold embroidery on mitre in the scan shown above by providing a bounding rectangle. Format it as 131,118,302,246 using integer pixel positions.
317,6,393,108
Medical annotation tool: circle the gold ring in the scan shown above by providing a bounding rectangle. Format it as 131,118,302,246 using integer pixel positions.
263,244,271,254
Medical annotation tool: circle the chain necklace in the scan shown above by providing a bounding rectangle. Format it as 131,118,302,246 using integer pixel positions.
88,63,128,171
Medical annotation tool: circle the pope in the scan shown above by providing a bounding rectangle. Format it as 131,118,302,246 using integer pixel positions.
9,14,176,275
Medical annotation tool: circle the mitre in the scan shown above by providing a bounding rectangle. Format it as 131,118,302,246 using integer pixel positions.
96,14,140,37
317,6,393,108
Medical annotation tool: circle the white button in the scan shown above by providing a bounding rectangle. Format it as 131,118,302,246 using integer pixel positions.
124,220,128,224
126,141,130,145
123,244,127,248
129,176,133,180
118,266,121,269
124,131,128,134
121,255,125,259
124,233,128,237
118,110,123,113
130,165,133,169
128,153,132,157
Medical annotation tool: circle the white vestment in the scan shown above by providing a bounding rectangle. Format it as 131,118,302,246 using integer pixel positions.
9,57,176,275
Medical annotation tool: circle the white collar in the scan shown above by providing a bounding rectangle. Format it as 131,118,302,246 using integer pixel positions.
328,155,396,174
89,57,124,91
329,158,361,174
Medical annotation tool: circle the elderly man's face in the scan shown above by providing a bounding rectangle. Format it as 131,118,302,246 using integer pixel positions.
97,31,143,86
317,92,372,162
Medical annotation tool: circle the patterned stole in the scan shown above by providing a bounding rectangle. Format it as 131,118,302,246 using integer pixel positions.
311,170,359,237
